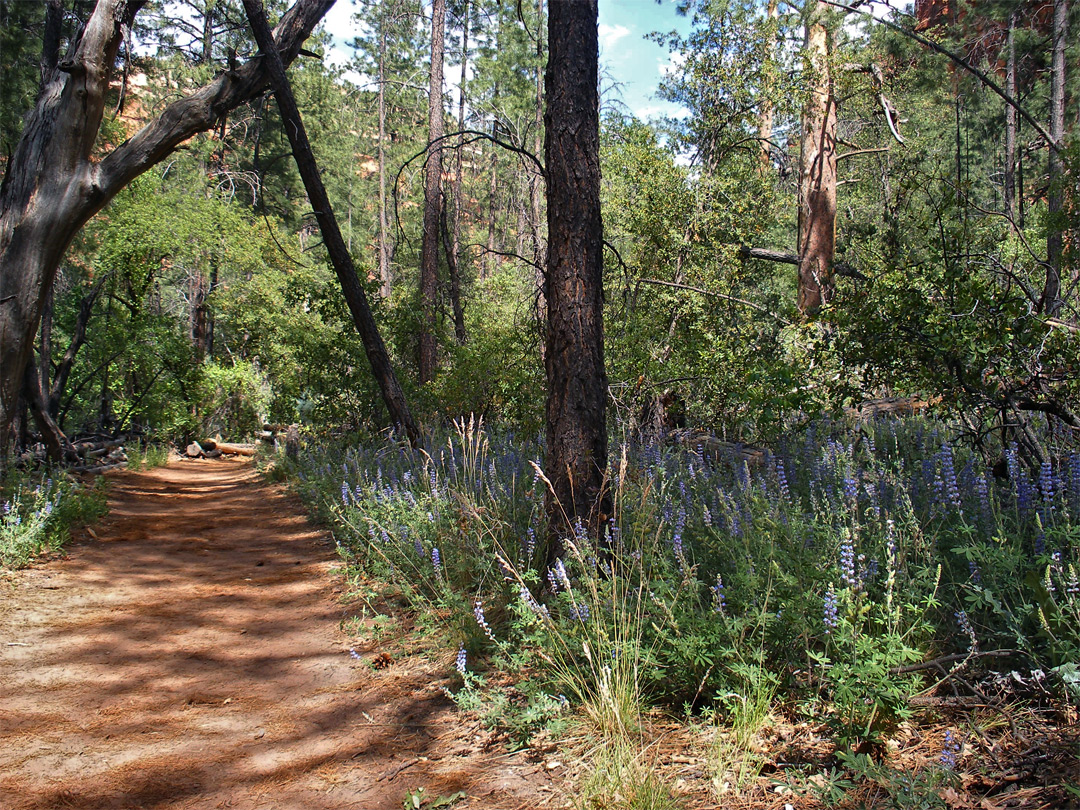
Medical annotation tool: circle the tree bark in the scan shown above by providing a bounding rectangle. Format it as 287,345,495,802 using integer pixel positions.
1043,0,1067,315
23,361,70,462
377,15,392,298
241,0,420,446
796,1,837,317
758,0,779,172
544,0,609,564
0,0,334,450
449,0,469,345
1003,9,1017,223
531,0,547,312
418,0,447,383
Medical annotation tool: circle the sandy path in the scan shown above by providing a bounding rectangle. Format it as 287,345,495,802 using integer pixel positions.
0,459,552,810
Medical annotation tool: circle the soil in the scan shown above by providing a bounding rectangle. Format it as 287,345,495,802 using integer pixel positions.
0,459,559,810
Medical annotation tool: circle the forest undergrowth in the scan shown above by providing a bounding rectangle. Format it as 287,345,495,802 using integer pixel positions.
280,414,1080,809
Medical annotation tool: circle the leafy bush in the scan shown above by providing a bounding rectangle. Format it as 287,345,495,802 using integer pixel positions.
1,473,107,568
285,414,1080,750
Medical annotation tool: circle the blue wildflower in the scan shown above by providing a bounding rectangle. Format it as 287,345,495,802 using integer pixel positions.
940,729,961,769
823,586,839,633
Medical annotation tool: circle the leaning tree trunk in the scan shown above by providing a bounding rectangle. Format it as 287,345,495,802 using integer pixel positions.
418,0,447,383
544,0,609,566
1043,0,1068,315
0,0,334,452
796,1,837,317
242,0,419,446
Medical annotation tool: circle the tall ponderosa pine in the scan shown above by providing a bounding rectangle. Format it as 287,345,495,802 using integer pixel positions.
796,0,837,317
418,0,447,383
543,0,608,563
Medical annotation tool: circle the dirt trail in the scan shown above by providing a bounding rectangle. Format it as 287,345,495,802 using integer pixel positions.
0,460,554,810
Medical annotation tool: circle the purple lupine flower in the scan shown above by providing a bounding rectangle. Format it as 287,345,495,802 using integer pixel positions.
1069,453,1080,514
703,504,713,527
955,610,976,650
518,585,548,618
939,446,961,510
526,527,536,559
1065,565,1079,596
823,586,839,632
969,560,981,583
776,460,791,505
341,481,350,508
554,558,570,590
940,729,961,769
431,547,442,577
456,644,467,675
975,472,992,533
548,567,560,592
474,599,495,641
569,603,590,621
842,474,859,504
710,574,727,614
414,536,424,558
1039,462,1054,531
840,534,857,588
672,506,686,558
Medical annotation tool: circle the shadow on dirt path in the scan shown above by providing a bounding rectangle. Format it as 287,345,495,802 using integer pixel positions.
0,459,556,810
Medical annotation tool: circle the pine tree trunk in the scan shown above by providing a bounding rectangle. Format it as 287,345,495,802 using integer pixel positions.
796,2,836,317
1043,0,1067,315
449,0,469,345
1003,10,1017,223
242,0,419,445
544,0,609,565
758,0,778,171
377,19,392,298
418,0,447,383
531,0,547,315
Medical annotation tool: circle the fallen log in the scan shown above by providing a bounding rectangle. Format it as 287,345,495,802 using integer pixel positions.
185,442,205,458
199,438,218,452
214,442,256,456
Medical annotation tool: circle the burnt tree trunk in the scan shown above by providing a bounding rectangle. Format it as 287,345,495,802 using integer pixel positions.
418,0,447,383
0,0,334,451
242,0,419,445
796,1,837,317
544,0,609,565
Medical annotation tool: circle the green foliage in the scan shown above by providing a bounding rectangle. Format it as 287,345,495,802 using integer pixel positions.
1,473,107,569
196,361,272,439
